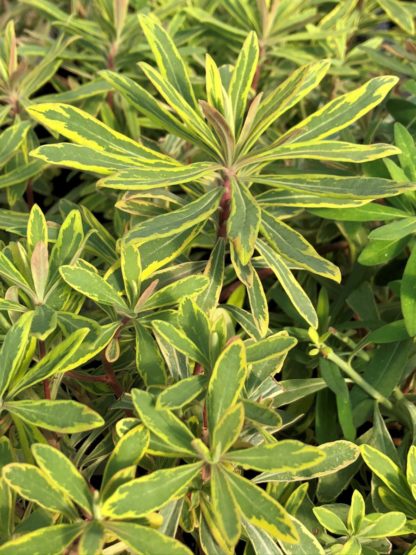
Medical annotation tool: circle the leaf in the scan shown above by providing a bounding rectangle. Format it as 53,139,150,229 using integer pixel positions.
102,426,149,488
359,512,406,538
0,523,84,555
101,462,202,519
207,339,247,432
278,75,398,144
0,311,33,398
140,275,209,311
10,328,90,395
196,237,225,312
361,445,412,503
157,375,208,410
135,322,167,386
27,205,48,255
31,242,49,302
369,217,416,241
178,297,211,365
6,400,104,433
31,444,93,514
261,210,340,282
60,262,130,313
98,162,218,190
247,141,399,166
226,440,325,472
78,522,105,555
139,14,197,109
256,238,318,328
120,241,141,308
3,463,75,516
125,188,222,245
131,389,196,455
105,521,193,555
228,179,261,264
229,31,259,134
313,507,347,535
401,245,416,336
243,60,330,153
212,402,245,457
225,470,298,543
254,440,360,482
0,122,30,169
378,0,415,34
211,466,241,546
27,103,174,165
249,174,416,200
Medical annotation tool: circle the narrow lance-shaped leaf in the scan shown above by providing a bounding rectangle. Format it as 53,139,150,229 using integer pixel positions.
27,103,176,164
211,465,241,547
0,523,84,555
228,179,261,265
6,400,104,433
229,31,259,135
31,444,93,514
101,462,203,519
278,75,398,144
256,238,318,328
207,339,247,432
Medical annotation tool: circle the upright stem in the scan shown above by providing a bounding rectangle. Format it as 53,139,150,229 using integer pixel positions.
39,341,50,399
218,176,231,238
325,348,393,410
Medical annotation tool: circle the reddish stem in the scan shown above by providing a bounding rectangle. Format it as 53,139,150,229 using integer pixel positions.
26,180,34,209
101,354,123,398
218,176,232,238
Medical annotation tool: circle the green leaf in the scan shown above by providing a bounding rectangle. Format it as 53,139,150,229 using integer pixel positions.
178,297,211,366
139,14,197,109
157,375,208,410
48,209,83,282
254,440,360,482
3,463,75,516
27,103,174,165
9,328,89,395
197,237,225,312
229,31,259,134
261,210,340,282
211,466,241,546
401,245,416,336
228,180,261,265
125,188,222,245
101,462,202,519
278,75,398,144
31,444,93,514
131,389,196,455
256,238,318,328
361,445,413,502
105,521,193,555
378,0,415,34
140,275,209,311
212,402,245,457
98,162,218,190
369,217,416,241
207,339,247,432
78,522,105,555
31,241,49,302
27,205,48,256
243,60,330,153
249,174,416,200
359,512,406,538
0,311,33,397
0,523,84,555
135,322,167,386
60,262,130,313
348,490,365,534
6,400,104,433
226,440,325,472
313,506,348,535
102,425,149,488
246,141,399,166
0,122,30,169
225,470,298,543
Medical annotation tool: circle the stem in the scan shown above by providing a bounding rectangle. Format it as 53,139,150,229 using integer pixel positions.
325,348,393,410
26,179,34,209
101,354,123,398
39,341,50,400
218,176,231,238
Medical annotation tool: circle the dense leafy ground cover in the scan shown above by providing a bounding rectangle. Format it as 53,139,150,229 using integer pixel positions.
1,1,416,553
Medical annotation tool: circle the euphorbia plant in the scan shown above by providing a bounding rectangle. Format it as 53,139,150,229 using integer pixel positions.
27,16,415,336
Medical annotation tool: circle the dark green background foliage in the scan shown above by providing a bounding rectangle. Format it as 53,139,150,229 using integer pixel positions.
0,0,416,553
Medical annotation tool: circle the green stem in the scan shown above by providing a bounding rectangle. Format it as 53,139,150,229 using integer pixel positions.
325,348,393,410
